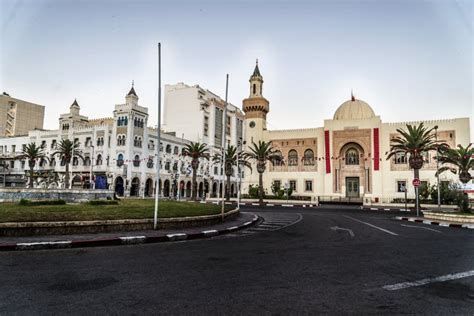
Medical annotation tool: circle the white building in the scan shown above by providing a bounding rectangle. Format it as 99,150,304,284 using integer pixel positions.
0,86,240,198
242,61,471,203
163,83,245,149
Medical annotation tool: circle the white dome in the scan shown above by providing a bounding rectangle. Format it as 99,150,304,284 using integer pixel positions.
333,98,375,120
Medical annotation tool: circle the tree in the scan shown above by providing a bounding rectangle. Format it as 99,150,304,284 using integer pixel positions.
386,123,443,210
436,143,474,184
244,141,282,204
51,139,84,189
18,142,47,188
213,145,251,201
183,142,209,200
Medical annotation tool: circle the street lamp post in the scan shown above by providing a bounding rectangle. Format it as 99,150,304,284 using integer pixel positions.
434,125,440,210
89,145,94,189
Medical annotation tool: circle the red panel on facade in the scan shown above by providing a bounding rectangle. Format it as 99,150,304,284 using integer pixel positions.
373,128,380,171
325,130,331,173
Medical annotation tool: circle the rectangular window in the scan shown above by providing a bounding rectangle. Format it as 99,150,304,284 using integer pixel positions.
214,108,223,146
9,161,14,169
397,181,407,193
289,180,297,192
305,180,313,192
394,152,407,164
204,116,209,137
11,145,16,153
214,166,219,175
273,180,281,188
41,141,46,148
226,115,231,136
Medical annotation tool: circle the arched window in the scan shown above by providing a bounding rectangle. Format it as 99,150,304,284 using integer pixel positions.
147,158,154,169
133,155,140,167
166,144,172,153
165,161,170,170
253,84,256,94
84,157,90,166
73,157,79,166
174,146,179,155
273,150,283,166
304,149,314,165
173,162,178,171
124,117,128,126
345,148,359,165
96,154,103,166
117,154,124,167
288,150,298,166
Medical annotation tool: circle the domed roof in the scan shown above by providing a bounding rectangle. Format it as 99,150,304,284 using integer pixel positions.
333,94,375,120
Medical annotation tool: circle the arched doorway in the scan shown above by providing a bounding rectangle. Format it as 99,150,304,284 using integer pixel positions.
145,178,153,197
72,175,82,188
130,177,140,197
336,142,368,198
186,181,192,198
179,180,185,198
212,182,217,198
163,179,170,197
204,180,209,197
115,177,124,196
198,182,203,198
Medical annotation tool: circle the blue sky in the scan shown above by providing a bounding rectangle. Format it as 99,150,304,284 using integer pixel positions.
1,0,472,139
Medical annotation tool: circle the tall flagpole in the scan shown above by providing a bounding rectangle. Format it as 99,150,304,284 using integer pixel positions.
154,43,162,229
221,74,229,221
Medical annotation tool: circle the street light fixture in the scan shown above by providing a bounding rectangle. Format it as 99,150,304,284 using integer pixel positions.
434,125,440,210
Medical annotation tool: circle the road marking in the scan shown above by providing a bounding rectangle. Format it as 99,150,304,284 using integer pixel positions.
400,224,442,233
343,215,399,236
330,226,355,237
383,270,474,291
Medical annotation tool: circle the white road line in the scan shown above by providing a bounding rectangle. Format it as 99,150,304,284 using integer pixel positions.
343,215,399,236
400,224,442,233
330,226,355,237
383,270,474,291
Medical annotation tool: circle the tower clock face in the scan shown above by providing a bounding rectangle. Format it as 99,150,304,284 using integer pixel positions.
249,121,256,128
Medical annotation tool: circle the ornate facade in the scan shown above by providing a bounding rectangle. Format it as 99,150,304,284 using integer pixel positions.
242,62,471,203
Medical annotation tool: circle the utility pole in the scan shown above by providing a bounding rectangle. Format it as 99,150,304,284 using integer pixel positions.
154,42,162,230
221,74,229,221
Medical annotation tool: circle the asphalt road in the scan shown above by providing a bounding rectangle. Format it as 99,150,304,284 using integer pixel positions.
1,206,473,315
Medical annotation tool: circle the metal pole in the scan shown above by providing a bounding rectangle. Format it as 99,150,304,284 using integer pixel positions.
435,126,440,210
221,74,229,221
236,142,240,210
154,42,162,230
404,186,407,212
416,187,419,217
89,145,94,189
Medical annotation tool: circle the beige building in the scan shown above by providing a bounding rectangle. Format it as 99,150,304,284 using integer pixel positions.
242,62,471,204
0,93,45,137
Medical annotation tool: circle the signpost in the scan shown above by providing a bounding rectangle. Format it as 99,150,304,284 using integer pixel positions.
413,178,420,217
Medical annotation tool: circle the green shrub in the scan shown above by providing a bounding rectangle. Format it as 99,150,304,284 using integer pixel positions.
248,185,260,199
18,199,66,206
89,200,119,206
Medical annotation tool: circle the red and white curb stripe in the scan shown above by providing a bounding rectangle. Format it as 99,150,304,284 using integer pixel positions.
0,214,260,252
361,207,411,212
395,216,474,230
199,201,318,208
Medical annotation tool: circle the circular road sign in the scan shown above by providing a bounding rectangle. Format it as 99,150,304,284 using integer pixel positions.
412,178,421,187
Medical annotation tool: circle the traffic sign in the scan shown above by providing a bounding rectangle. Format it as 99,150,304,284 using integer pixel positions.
412,178,421,187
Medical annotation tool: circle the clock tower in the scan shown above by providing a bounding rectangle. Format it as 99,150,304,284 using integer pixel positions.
242,59,269,146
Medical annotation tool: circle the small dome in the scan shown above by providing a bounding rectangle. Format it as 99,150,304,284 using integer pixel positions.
333,97,375,120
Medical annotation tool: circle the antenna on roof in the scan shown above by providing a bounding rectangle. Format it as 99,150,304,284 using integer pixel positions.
351,89,355,101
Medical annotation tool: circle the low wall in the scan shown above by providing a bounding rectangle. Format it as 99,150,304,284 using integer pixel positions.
0,208,240,237
423,211,474,224
0,188,114,203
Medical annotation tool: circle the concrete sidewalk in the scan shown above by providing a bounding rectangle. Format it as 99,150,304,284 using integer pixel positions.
395,216,474,230
0,212,259,251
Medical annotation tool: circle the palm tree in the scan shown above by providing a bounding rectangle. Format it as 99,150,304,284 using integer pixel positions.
387,123,444,209
436,143,474,184
52,139,84,189
18,142,47,188
183,142,209,200
213,145,252,201
245,141,282,204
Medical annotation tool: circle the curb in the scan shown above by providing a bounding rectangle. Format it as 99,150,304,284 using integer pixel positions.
0,214,260,252
395,216,474,230
361,207,411,212
200,201,318,208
